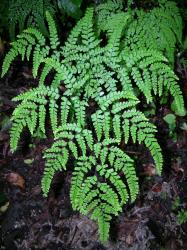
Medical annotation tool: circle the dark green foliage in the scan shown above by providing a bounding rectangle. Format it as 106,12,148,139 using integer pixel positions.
0,0,91,41
0,1,8,34
8,0,56,40
57,0,83,19
1,0,185,242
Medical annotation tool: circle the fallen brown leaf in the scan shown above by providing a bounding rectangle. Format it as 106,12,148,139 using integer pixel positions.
5,172,25,189
151,183,162,193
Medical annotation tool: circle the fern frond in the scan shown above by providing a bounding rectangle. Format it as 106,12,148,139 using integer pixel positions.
96,0,123,32
120,49,185,114
1,27,47,77
2,11,59,80
10,86,59,151
42,123,138,241
123,0,182,64
70,139,137,241
45,11,60,50
8,0,55,40
93,91,163,174
72,97,87,128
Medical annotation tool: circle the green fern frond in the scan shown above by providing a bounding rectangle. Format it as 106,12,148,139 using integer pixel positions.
92,91,163,174
70,141,137,241
8,0,55,40
42,123,138,241
2,11,59,79
42,141,69,196
1,27,46,77
10,86,59,151
120,49,185,114
96,0,123,32
123,0,182,64
45,11,60,50
103,12,130,58
72,97,87,128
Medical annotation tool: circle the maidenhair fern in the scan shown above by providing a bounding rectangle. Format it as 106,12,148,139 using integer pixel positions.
1,1,185,242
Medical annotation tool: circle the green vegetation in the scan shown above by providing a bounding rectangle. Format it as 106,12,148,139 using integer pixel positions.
1,0,186,242
172,197,187,225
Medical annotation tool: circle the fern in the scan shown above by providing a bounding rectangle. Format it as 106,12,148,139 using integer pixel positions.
96,0,123,32
41,91,163,241
123,0,182,65
97,0,182,65
93,91,163,174
42,123,138,241
1,2,186,243
2,11,61,79
8,0,56,40
96,1,185,115
4,7,183,113
10,86,89,152
10,86,59,151
120,49,185,114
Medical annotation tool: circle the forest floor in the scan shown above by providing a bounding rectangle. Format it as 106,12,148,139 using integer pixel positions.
0,59,187,250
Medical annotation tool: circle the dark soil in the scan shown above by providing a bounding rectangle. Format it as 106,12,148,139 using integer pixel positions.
0,58,187,250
